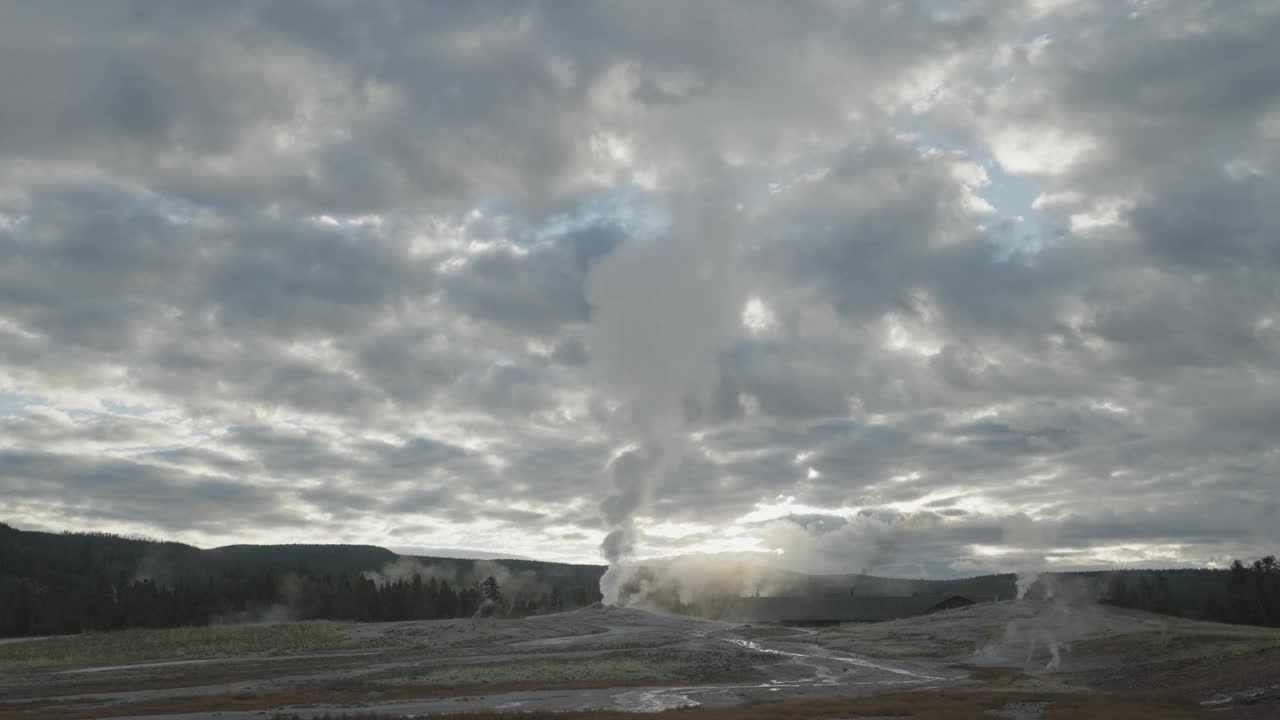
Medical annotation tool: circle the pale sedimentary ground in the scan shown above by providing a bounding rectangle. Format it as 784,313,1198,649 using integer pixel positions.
0,604,956,718
1,601,1276,719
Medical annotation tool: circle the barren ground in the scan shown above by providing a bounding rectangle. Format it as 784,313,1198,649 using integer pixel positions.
1,601,1276,719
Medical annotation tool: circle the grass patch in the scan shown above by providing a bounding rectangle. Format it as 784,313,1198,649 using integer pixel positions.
0,621,353,672
974,623,1004,648
819,625,982,659
959,664,1080,694
1077,624,1280,662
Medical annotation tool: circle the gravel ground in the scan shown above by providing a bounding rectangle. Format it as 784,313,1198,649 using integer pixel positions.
3,600,1275,719
0,605,959,718
990,701,1051,719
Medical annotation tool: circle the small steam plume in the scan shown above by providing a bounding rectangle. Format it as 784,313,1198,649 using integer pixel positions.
1005,515,1058,666
977,515,1105,671
364,557,547,617
1003,514,1055,599
130,547,179,588
129,548,303,626
211,573,304,626
584,189,745,603
975,573,1108,671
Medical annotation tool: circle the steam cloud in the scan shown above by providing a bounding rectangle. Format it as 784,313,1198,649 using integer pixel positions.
584,190,745,603
978,517,1104,671
974,573,1110,671
363,556,546,616
602,511,914,611
1003,514,1057,600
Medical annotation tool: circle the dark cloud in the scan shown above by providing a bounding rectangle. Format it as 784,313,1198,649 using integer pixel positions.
361,436,469,479
0,449,293,532
385,488,466,519
1132,175,1280,272
441,224,625,334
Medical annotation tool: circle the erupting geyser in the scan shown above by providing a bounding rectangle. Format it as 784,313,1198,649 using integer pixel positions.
583,190,746,603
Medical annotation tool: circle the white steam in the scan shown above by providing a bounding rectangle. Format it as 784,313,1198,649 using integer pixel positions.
982,517,1101,671
745,510,907,578
606,512,913,611
611,554,796,616
975,574,1108,671
363,556,546,615
597,443,665,603
584,191,745,603
1003,514,1056,599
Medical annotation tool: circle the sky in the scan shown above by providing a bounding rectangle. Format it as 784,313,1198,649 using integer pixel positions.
1,0,1278,579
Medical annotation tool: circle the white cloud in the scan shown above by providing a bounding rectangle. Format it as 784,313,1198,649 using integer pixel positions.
988,126,1095,176
0,1,1276,576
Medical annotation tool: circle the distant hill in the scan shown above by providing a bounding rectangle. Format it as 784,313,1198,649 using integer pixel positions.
0,521,1256,636
0,522,602,585
0,522,604,637
606,556,1238,623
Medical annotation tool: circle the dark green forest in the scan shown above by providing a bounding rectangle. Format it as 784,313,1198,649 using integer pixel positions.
1100,556,1280,627
0,523,602,637
3,521,1278,637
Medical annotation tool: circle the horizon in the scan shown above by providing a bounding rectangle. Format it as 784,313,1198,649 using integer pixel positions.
4,519,1240,581
0,2,1277,586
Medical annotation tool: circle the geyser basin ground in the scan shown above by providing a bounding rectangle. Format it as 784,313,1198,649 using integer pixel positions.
1,602,1276,719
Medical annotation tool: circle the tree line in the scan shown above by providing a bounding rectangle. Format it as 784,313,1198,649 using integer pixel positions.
1,566,595,637
0,528,601,637
1102,555,1280,627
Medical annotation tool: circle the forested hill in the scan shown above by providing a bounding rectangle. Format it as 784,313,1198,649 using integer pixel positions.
4,522,1273,637
0,522,604,637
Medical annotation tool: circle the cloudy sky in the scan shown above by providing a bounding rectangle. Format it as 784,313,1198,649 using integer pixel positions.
1,0,1278,578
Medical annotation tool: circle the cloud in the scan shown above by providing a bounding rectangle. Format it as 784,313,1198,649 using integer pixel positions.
0,1,1276,575
0,449,295,533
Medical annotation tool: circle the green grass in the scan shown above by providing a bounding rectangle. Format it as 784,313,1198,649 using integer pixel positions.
1076,621,1280,663
819,622,997,659
974,624,1004,648
0,621,354,672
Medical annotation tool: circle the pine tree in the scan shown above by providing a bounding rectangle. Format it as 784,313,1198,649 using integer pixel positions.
481,576,502,603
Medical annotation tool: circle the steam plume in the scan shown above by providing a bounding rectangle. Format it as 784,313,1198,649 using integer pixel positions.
584,190,744,603
1003,514,1055,599
598,443,664,601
